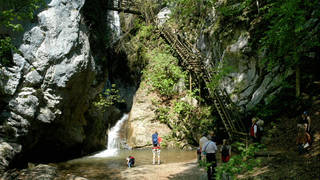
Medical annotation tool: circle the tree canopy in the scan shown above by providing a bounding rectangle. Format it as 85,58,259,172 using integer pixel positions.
0,0,44,65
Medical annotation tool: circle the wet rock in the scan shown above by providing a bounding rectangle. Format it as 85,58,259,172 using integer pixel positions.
66,174,89,180
1,164,58,180
0,142,22,173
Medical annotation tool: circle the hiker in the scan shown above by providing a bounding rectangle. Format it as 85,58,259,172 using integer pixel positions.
152,131,161,165
199,133,208,161
298,111,311,133
220,139,231,163
250,117,261,143
296,125,311,154
126,156,135,168
202,134,218,180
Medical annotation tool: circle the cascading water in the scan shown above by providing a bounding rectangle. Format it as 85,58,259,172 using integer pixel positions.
108,0,121,43
90,0,124,158
91,114,129,157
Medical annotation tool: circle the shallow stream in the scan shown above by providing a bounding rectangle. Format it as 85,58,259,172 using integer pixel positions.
55,149,197,180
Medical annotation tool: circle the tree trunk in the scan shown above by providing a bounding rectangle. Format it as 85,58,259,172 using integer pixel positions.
189,74,192,91
296,65,300,97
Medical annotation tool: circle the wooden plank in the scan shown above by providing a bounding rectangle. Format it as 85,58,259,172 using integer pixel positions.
107,7,142,15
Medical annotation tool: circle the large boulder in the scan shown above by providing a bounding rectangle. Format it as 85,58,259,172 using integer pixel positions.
0,0,106,167
126,83,171,148
1,164,57,180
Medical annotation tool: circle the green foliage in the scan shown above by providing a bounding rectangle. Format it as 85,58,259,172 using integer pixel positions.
156,106,171,124
93,84,124,111
164,0,215,39
259,0,320,70
165,0,215,21
0,36,15,66
217,0,253,18
155,97,216,145
0,0,44,30
143,47,186,97
0,0,45,65
215,143,263,180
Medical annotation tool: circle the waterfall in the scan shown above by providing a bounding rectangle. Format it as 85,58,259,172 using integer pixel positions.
108,0,121,43
91,114,129,157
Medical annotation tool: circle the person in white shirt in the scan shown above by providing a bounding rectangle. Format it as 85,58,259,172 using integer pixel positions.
199,133,208,161
202,134,218,180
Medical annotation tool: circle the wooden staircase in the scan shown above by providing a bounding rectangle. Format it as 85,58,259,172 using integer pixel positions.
160,26,247,141
104,2,248,141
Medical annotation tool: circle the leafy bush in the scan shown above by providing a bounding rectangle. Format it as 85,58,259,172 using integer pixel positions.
93,84,124,111
259,0,320,70
215,142,263,180
0,0,45,65
143,47,186,97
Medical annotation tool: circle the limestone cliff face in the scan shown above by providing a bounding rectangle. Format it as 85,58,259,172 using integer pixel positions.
126,83,172,148
196,6,293,112
0,0,106,170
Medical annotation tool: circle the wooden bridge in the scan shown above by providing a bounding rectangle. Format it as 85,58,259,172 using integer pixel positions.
105,0,142,15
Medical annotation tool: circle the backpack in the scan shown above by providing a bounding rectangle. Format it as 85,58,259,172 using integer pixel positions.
256,124,263,137
221,145,229,157
152,133,158,146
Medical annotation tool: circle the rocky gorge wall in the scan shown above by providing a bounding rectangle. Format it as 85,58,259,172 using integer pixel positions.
124,3,295,148
195,4,293,112
0,0,98,168
0,0,138,173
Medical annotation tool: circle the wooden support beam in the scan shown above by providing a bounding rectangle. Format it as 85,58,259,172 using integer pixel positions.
107,7,142,15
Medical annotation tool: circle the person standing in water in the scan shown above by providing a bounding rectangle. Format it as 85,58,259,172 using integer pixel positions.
152,131,161,165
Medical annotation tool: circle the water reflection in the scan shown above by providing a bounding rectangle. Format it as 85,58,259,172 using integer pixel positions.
56,149,197,180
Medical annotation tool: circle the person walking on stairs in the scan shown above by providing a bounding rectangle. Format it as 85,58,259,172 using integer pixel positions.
202,134,218,180
152,131,161,165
